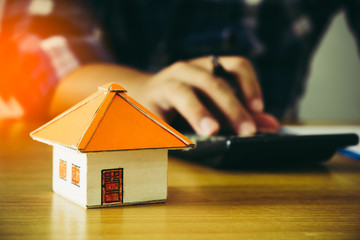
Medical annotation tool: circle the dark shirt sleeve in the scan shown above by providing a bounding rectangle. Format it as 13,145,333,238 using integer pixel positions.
344,0,360,54
0,0,113,119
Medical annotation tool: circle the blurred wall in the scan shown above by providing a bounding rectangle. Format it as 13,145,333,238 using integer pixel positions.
299,11,360,122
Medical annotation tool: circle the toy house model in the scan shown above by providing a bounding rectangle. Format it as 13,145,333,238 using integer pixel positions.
30,82,194,208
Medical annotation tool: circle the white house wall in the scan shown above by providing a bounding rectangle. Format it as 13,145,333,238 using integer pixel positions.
86,149,168,207
53,146,87,207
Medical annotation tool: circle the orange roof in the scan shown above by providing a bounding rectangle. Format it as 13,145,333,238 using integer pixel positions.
30,83,195,152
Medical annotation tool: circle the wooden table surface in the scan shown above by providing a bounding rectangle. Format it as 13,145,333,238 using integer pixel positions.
1,123,360,240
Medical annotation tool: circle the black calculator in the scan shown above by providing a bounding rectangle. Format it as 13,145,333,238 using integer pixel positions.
171,132,359,168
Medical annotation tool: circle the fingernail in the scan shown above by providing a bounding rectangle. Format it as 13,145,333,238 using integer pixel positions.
251,98,264,112
238,121,256,136
199,117,219,136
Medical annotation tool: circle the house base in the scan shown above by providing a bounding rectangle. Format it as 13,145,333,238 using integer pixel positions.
86,199,166,209
54,190,166,209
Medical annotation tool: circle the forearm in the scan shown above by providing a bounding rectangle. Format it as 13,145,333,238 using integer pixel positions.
50,63,151,117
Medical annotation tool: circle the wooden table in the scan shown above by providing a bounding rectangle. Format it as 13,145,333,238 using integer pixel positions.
1,124,360,240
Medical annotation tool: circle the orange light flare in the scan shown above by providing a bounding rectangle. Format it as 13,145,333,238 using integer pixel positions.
0,32,53,138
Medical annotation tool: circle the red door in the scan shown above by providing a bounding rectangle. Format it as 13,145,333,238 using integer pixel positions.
101,168,123,205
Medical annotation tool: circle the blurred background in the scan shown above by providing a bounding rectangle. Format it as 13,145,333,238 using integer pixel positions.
299,10,360,122
0,3,359,139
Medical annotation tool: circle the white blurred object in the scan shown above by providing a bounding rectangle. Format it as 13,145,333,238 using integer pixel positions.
0,96,24,120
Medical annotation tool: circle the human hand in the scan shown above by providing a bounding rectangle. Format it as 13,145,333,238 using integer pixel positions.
126,56,279,136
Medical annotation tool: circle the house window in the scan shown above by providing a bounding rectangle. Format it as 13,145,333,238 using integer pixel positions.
71,164,80,187
59,160,67,180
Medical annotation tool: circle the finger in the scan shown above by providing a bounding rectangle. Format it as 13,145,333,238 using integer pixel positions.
165,62,257,135
220,57,264,113
163,81,220,136
188,56,264,113
252,113,280,132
